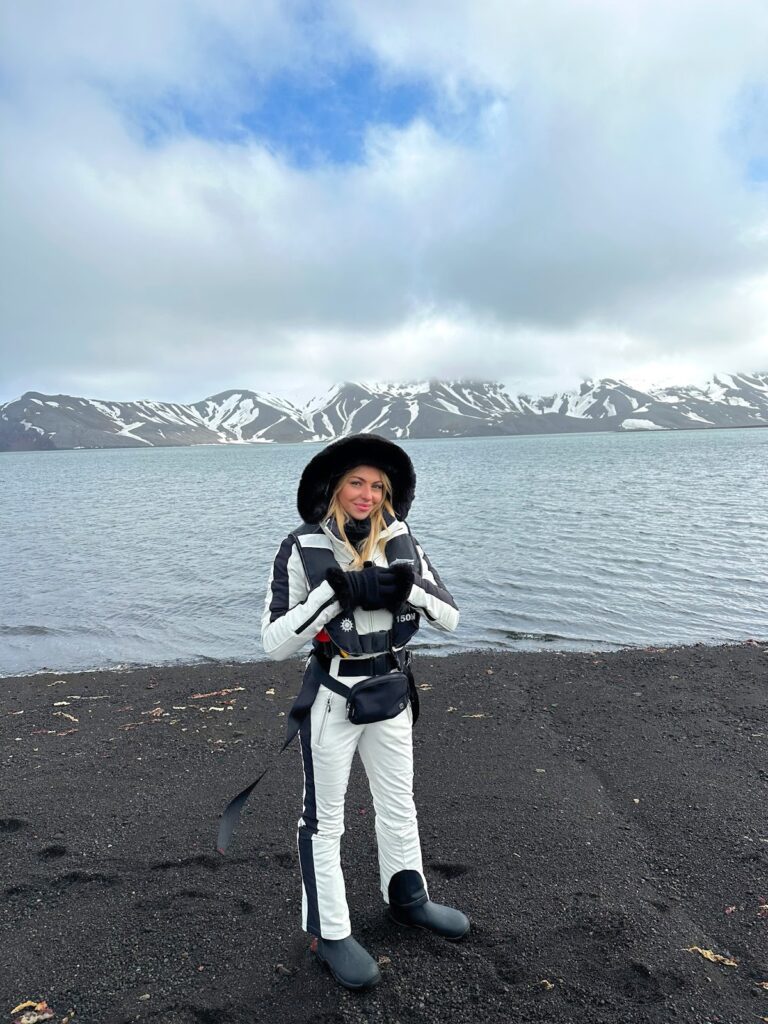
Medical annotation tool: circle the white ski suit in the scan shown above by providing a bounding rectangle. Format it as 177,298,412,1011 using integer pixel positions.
261,513,459,939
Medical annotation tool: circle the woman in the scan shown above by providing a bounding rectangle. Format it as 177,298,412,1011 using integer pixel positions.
261,433,468,990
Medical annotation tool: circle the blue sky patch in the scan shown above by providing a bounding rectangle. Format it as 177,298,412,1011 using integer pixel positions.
747,157,768,182
241,60,435,166
726,81,768,183
115,57,450,167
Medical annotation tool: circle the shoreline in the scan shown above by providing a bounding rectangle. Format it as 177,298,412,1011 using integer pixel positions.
3,635,766,683
2,642,767,1023
2,420,767,456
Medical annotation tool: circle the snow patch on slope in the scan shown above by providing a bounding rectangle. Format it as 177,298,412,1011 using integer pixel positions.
619,419,665,430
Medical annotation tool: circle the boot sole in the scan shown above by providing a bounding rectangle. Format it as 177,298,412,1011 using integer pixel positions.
388,909,470,941
314,949,382,991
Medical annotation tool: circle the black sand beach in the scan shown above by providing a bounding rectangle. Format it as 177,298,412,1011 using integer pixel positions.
2,643,767,1024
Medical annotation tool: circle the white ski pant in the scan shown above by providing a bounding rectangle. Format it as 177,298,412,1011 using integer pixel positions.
297,683,426,939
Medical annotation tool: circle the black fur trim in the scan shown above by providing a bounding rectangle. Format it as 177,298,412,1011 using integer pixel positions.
325,567,355,610
297,434,416,524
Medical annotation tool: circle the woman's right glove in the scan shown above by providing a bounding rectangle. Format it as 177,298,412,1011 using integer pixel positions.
326,562,414,613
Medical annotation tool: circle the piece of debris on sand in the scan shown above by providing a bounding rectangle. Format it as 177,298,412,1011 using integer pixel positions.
10,1000,74,1024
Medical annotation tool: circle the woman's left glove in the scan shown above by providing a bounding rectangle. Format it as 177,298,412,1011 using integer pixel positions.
380,562,415,611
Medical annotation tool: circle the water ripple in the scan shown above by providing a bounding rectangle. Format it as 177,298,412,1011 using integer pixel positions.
1,429,767,675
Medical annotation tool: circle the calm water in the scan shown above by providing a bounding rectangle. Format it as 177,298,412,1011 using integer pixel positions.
1,430,767,677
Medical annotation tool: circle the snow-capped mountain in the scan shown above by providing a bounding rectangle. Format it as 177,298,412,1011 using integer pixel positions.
191,390,314,443
0,390,311,451
525,373,768,430
1,372,766,451
304,380,526,439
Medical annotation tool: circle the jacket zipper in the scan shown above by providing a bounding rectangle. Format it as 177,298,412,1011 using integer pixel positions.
316,696,332,746
366,556,379,635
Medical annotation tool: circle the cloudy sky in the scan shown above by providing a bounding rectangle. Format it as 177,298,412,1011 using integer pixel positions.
2,0,768,406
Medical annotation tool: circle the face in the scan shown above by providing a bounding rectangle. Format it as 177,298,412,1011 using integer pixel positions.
337,465,385,520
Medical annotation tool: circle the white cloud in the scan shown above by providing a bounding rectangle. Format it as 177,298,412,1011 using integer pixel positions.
1,0,768,404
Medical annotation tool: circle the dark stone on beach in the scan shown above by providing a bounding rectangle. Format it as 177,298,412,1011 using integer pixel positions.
1,643,766,1022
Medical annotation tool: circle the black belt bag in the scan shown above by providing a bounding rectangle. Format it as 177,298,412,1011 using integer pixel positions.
345,671,410,725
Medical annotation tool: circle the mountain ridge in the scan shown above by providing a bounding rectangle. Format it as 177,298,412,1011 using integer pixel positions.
1,372,767,451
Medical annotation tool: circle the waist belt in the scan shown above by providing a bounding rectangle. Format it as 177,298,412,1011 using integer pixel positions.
357,630,394,654
324,652,399,679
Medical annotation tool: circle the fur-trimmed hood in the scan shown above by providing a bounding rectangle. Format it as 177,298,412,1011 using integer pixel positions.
296,434,416,524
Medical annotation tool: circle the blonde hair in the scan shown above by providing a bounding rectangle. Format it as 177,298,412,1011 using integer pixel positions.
327,467,395,569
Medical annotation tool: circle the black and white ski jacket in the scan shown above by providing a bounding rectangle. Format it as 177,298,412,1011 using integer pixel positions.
261,514,459,681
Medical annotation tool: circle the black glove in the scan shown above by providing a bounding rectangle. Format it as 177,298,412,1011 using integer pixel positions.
378,562,414,612
326,564,380,610
326,562,414,612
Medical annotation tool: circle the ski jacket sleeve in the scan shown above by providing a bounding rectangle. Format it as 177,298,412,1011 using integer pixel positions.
261,535,343,661
407,539,460,633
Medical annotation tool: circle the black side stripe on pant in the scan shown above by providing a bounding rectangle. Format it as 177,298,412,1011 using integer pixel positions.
297,714,321,937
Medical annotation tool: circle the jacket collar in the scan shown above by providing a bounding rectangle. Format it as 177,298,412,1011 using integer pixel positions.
320,509,406,561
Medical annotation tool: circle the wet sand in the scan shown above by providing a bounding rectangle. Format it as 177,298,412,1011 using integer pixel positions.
1,642,767,1023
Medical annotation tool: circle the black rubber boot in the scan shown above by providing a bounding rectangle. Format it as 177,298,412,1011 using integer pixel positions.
388,869,470,940
312,935,381,990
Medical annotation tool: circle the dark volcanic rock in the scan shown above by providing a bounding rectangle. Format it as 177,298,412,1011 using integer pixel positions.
1,642,766,1022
